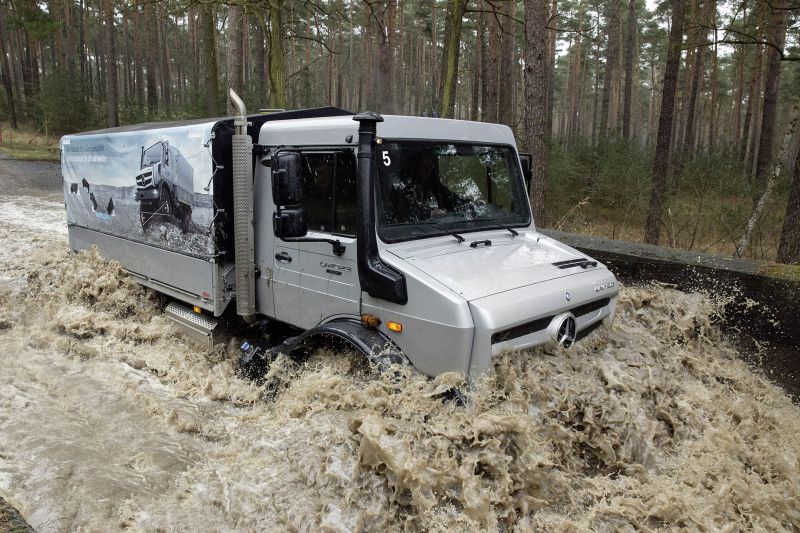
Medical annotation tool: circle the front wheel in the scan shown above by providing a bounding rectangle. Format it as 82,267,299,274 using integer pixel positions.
139,201,155,230
179,204,192,234
160,186,174,221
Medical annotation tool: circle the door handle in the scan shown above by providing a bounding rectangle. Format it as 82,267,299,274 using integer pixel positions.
275,252,292,263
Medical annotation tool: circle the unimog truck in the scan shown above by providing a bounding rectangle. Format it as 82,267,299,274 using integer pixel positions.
61,90,618,378
135,140,195,232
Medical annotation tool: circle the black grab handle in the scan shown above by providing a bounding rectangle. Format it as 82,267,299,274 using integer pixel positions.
470,239,492,248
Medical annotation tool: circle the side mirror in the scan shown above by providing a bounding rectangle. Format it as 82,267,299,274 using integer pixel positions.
274,208,308,238
272,152,303,206
519,153,533,191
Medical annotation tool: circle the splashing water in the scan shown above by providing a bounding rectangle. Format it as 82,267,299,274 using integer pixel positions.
0,195,798,532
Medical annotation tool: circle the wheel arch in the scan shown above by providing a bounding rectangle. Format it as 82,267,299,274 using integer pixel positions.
283,318,411,373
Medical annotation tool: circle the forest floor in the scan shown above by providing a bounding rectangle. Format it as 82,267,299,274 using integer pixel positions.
0,124,60,162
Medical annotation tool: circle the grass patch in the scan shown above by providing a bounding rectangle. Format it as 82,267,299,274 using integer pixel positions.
0,123,60,162
758,262,800,281
0,144,59,162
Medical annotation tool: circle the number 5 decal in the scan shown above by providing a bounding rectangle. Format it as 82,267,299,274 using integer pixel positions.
382,150,391,166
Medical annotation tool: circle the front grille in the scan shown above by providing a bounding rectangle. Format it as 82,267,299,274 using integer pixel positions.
490,297,611,345
570,297,610,318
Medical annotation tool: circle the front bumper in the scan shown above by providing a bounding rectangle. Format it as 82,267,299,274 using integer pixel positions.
467,268,618,376
135,187,160,201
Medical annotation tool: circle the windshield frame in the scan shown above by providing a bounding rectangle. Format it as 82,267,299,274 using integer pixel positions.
374,139,532,244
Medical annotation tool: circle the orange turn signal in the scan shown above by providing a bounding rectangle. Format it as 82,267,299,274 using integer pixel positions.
387,321,403,333
193,306,202,314
361,313,381,329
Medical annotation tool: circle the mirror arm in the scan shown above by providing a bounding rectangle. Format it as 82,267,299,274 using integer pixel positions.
281,237,346,256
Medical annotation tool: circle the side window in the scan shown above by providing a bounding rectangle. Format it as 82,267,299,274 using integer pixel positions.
300,151,357,237
301,153,335,232
334,152,357,236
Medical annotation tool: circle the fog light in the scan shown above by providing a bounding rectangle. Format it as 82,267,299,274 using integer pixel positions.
361,313,381,329
387,321,403,333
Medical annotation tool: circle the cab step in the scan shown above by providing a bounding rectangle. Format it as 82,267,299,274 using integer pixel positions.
164,301,221,349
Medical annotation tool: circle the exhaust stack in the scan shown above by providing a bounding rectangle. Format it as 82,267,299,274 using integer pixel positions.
229,89,256,320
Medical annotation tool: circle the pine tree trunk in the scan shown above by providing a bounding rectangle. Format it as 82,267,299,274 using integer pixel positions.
622,0,636,140
599,0,620,136
497,0,515,127
267,0,285,109
644,0,686,245
470,8,483,122
135,5,145,110
159,4,171,116
682,42,703,154
227,4,244,114
378,0,396,114
778,122,800,263
485,3,501,123
0,11,18,128
546,0,557,136
754,1,787,183
524,0,549,225
741,10,765,162
200,2,220,115
438,0,466,118
102,0,118,127
708,3,718,149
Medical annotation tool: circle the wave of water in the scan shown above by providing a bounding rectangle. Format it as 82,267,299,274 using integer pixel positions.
0,196,798,532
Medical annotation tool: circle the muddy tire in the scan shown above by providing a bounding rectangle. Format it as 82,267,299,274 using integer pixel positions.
179,204,192,234
160,186,174,222
139,201,154,230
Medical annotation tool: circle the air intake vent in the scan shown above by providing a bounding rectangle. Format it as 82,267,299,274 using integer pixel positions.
552,258,598,269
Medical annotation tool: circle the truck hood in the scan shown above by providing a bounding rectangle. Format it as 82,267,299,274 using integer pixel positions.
386,231,601,301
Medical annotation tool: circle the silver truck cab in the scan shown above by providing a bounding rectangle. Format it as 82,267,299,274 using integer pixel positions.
253,113,618,377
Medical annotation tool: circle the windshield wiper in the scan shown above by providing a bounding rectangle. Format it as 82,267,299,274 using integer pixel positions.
459,217,520,237
424,221,465,243
493,224,519,237
385,221,465,243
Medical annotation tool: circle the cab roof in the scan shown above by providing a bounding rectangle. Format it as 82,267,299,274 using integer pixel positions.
257,114,517,148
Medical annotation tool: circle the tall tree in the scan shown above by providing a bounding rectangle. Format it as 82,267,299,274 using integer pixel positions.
0,11,18,128
438,0,467,118
622,0,636,140
524,0,549,224
377,0,397,113
102,0,118,127
644,0,686,245
227,4,244,114
599,0,620,136
200,2,221,115
754,0,787,183
778,135,800,263
268,0,286,109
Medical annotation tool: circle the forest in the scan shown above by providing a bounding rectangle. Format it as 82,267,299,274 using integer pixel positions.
1,0,800,264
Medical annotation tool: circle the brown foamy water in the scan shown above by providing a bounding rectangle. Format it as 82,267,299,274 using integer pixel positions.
0,196,798,532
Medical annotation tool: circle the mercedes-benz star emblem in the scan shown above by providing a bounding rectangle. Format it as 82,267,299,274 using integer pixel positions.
565,291,572,301
557,315,577,348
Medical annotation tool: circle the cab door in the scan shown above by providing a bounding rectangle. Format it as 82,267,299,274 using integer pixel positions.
294,150,360,328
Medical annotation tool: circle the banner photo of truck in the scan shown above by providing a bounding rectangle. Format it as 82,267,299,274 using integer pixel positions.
62,122,216,257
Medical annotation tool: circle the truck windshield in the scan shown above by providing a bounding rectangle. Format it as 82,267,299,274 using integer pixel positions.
376,141,530,242
141,142,164,168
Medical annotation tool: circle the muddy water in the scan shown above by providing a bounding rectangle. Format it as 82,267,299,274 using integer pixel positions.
1,192,799,532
